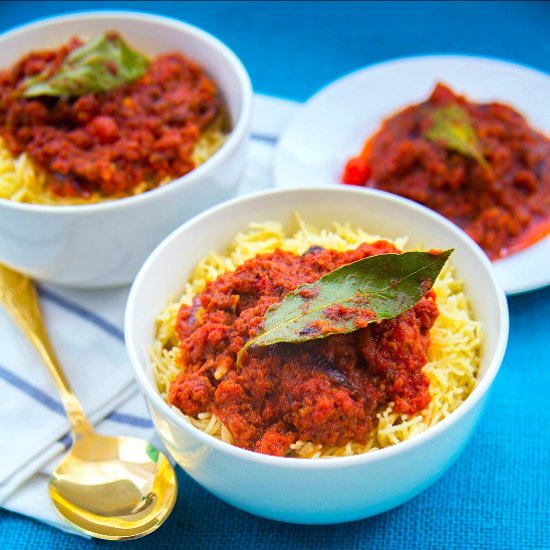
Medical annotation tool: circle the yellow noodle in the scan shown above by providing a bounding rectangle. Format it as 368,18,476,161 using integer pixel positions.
151,217,482,458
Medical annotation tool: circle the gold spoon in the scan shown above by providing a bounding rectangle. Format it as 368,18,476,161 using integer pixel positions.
0,264,177,540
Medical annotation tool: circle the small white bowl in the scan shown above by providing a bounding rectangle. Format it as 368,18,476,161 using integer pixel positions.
125,187,509,524
0,11,252,287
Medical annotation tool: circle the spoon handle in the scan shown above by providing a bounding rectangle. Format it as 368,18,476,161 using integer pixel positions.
0,264,92,437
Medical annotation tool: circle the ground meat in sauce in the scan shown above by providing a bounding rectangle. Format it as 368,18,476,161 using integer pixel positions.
0,35,221,198
168,242,439,457
342,83,550,260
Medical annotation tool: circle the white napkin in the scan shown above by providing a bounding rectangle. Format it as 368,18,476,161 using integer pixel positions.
0,94,300,534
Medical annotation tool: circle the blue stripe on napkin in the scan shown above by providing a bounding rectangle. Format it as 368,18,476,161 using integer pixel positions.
0,363,153,428
38,287,124,343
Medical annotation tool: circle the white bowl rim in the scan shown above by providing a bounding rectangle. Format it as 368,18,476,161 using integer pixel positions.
0,9,253,216
125,185,509,470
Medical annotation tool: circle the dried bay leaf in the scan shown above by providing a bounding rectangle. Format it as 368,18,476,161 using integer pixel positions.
237,249,453,367
425,103,489,168
21,32,149,98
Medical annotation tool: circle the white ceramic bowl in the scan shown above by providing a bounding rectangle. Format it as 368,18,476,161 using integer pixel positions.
0,11,252,287
125,187,509,524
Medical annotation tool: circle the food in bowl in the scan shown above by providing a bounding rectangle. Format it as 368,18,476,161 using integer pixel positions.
341,83,550,260
0,31,227,204
0,11,251,287
126,187,507,523
149,217,482,458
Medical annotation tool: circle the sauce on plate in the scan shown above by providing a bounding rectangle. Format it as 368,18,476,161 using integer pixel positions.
342,83,550,260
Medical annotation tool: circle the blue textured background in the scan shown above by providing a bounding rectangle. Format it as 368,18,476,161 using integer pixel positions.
1,2,549,548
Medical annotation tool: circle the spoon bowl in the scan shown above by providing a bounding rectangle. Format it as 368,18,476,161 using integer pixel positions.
50,433,177,540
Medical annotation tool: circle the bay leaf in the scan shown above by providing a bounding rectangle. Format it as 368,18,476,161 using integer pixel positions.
21,32,150,98
424,103,489,168
236,249,452,367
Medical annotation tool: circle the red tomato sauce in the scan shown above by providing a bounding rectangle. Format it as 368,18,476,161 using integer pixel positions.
342,84,550,260
169,243,439,457
0,36,221,198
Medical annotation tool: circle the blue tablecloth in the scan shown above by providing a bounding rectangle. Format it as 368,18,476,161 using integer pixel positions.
1,2,549,548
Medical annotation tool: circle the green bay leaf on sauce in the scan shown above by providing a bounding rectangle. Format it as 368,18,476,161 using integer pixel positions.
21,32,150,98
236,249,453,367
424,103,489,168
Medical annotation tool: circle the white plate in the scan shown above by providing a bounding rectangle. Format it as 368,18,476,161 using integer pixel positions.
274,55,550,295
